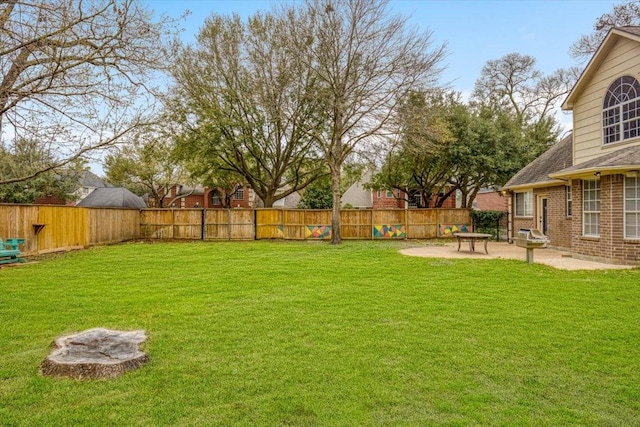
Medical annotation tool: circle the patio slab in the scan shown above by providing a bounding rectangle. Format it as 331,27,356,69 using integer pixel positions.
400,242,635,271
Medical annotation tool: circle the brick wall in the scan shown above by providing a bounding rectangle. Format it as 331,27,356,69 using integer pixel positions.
509,184,572,249
571,175,640,264
474,191,508,211
372,189,404,209
543,185,572,249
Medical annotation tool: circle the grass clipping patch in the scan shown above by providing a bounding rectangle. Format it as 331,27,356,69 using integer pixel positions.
41,328,148,380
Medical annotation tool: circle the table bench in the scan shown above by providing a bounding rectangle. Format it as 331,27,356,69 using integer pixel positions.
0,238,26,265
453,232,492,254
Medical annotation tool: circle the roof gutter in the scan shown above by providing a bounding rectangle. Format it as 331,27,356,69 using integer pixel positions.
503,179,568,192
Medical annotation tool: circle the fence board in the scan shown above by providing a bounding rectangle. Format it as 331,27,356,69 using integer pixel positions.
304,210,332,239
371,210,407,239
172,209,203,239
255,209,283,239
229,210,254,240
0,204,40,254
1,205,472,255
406,209,438,239
140,209,174,238
37,206,88,253
88,208,140,245
437,209,473,237
341,210,371,239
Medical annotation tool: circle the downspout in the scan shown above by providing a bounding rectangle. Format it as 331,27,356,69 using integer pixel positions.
507,190,513,243
610,177,613,261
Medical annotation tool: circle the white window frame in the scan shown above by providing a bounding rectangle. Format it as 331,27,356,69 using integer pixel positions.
582,179,601,237
386,190,394,198
603,76,640,145
566,186,572,217
233,187,244,201
625,176,640,239
514,191,533,217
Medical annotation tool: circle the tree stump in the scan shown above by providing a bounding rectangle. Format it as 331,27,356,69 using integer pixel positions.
41,328,148,379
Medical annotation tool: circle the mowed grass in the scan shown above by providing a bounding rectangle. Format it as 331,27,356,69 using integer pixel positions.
1,240,639,426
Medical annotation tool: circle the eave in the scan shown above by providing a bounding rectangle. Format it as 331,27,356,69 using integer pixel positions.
562,28,640,111
503,180,568,192
549,165,640,180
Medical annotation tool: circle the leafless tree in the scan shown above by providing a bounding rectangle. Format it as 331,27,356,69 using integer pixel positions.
472,53,578,129
570,0,640,61
0,0,182,185
289,0,446,243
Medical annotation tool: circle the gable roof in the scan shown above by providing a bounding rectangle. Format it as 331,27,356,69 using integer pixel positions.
549,145,640,180
76,187,146,208
503,134,573,190
341,170,374,208
79,170,113,189
563,26,640,110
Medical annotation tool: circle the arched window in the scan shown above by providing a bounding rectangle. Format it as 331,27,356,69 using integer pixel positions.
603,75,640,144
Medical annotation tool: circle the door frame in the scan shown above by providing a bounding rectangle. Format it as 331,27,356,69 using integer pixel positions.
536,194,548,235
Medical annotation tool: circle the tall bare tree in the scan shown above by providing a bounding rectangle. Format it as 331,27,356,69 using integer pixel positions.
289,0,446,243
170,12,327,207
570,0,640,60
0,0,181,186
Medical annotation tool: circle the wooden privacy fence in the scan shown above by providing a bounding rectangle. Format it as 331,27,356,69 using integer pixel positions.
1,204,471,255
0,204,140,255
140,208,472,241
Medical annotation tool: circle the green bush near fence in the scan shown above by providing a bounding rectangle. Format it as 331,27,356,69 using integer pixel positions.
472,210,506,241
1,241,639,425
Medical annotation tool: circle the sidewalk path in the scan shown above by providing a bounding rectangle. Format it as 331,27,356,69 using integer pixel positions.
400,242,635,271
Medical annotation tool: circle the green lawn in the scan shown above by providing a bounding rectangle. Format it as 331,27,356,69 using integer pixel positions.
1,241,639,426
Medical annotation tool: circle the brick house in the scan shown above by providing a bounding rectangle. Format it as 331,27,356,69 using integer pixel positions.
161,184,254,209
342,170,456,209
504,27,640,264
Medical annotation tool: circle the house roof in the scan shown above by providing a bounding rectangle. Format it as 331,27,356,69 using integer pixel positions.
563,26,640,110
76,187,146,208
503,134,573,190
79,170,113,189
549,145,640,180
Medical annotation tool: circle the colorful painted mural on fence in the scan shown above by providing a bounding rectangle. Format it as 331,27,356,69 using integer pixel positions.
438,224,469,237
306,225,331,239
373,224,406,239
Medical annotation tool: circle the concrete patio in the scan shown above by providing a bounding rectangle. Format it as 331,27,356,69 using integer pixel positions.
400,242,636,271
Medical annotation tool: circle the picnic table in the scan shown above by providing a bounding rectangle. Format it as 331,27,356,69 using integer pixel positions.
0,238,26,265
453,232,492,254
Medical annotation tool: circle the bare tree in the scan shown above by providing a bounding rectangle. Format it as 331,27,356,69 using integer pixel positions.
472,53,578,129
170,12,327,207
289,0,446,243
0,0,182,185
570,0,640,60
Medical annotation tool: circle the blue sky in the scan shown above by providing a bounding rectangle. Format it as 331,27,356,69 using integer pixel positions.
146,0,617,97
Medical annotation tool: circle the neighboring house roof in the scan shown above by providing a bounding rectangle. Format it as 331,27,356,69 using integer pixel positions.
76,187,146,208
79,170,113,189
503,134,573,190
550,145,640,180
175,185,206,196
563,26,640,110
341,170,373,208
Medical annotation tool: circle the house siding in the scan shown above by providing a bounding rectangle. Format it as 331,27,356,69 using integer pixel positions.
571,174,640,263
573,37,640,164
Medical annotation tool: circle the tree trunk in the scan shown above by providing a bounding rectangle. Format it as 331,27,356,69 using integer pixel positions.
330,165,341,245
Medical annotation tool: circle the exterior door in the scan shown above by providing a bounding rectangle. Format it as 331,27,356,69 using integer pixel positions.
537,196,548,234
